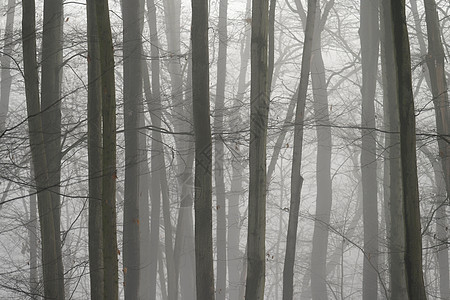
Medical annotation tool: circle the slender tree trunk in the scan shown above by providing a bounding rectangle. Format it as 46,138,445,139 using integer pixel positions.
282,0,316,298
95,0,119,297
390,1,427,298
22,1,59,297
87,0,104,298
29,186,39,299
0,0,15,134
310,2,333,299
380,0,408,298
191,0,215,298
228,1,251,297
360,0,379,298
423,2,450,296
245,0,270,298
123,0,142,297
40,1,65,297
214,0,228,297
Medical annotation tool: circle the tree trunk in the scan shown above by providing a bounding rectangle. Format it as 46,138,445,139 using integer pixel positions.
0,0,15,134
191,0,215,298
245,0,270,298
282,0,316,298
95,0,119,297
87,0,104,298
29,185,39,299
40,1,65,297
123,0,142,297
380,0,408,298
360,0,379,298
22,1,59,297
214,0,228,298
310,2,333,299
390,1,427,298
423,2,450,297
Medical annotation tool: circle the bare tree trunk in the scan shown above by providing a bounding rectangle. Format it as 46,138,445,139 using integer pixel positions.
360,0,379,298
380,0,407,298
29,185,39,299
40,1,65,297
282,0,316,298
423,2,450,297
390,1,427,298
310,2,333,299
123,0,142,297
95,0,119,297
228,1,251,298
191,0,215,298
245,0,270,298
22,1,59,297
0,0,15,134
214,0,228,297
87,0,104,298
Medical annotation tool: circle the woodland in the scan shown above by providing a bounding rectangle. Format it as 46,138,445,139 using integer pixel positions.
0,0,449,299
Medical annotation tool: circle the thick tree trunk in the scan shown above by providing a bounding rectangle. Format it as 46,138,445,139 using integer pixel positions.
0,0,15,133
29,186,39,299
360,0,379,298
123,0,142,297
214,0,228,298
191,0,215,298
22,1,59,297
245,0,270,298
40,1,65,297
390,1,427,299
310,2,333,299
380,0,408,298
282,0,316,298
87,0,104,298
95,0,119,298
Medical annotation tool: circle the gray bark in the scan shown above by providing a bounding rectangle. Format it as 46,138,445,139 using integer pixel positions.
123,0,142,297
0,0,15,134
310,2,333,299
87,0,104,298
390,0,427,298
282,0,317,298
245,0,270,298
22,1,59,297
95,0,119,297
360,0,379,298
214,0,228,297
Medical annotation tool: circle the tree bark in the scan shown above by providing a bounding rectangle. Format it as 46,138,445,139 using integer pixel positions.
245,0,270,298
0,0,15,134
95,0,119,298
87,0,104,298
22,1,59,297
282,0,316,298
191,0,215,298
360,0,379,298
390,0,427,298
214,0,228,298
310,2,333,299
123,0,142,297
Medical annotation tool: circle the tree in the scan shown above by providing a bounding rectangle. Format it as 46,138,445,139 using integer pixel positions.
94,0,119,297
191,0,215,298
214,0,228,297
380,0,407,298
87,0,104,298
360,0,379,298
282,0,317,298
390,0,427,298
22,0,59,297
122,0,142,297
245,0,270,298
